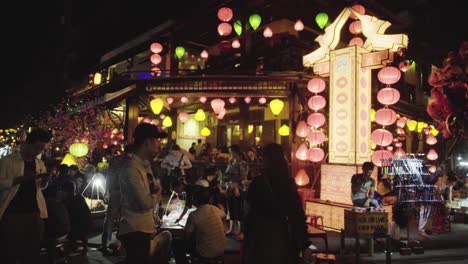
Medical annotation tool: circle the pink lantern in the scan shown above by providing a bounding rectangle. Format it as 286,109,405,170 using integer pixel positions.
295,121,310,138
218,22,232,36
307,78,326,93
295,169,309,186
378,66,401,85
308,96,326,111
394,147,406,158
426,135,437,145
263,26,273,38
295,143,309,161
427,149,438,161
244,97,251,104
307,130,326,145
217,108,226,119
228,97,236,104
166,97,174,105
399,61,411,72
386,145,394,151
349,21,362,34
396,117,407,128
428,165,437,173
181,97,188,103
350,4,366,19
178,112,189,124
294,19,304,31
150,42,163,53
258,97,267,104
372,150,394,167
308,147,325,162
217,7,233,22
232,39,241,49
348,37,364,47
375,108,397,126
307,113,326,128
150,53,162,65
377,88,400,105
211,98,225,114
371,128,394,146
396,127,405,135
394,142,403,148
151,67,161,77
200,49,209,59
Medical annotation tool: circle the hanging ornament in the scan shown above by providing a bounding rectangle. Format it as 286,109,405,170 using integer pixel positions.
166,97,174,105
295,169,309,186
377,88,400,105
150,53,162,65
278,124,290,136
217,108,226,119
263,26,273,38
426,135,438,145
217,7,233,22
69,143,89,157
426,149,438,161
295,121,310,138
162,116,173,127
175,46,185,59
378,66,401,85
295,143,309,161
308,147,325,162
200,127,211,137
349,21,362,34
217,22,232,36
194,109,206,121
228,97,236,104
371,150,394,167
233,20,242,36
348,37,364,47
232,39,241,49
375,108,397,126
307,113,326,128
308,96,326,111
249,14,262,30
399,60,411,72
178,112,189,124
307,130,326,146
258,97,267,104
428,165,437,173
200,49,209,60
150,42,163,53
315,13,328,29
307,78,326,93
211,98,225,114
269,99,284,116
199,96,207,103
294,19,304,31
350,4,366,20
371,128,394,146
244,97,252,104
150,98,164,114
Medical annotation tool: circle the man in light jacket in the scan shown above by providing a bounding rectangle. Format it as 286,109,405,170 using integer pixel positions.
0,128,52,263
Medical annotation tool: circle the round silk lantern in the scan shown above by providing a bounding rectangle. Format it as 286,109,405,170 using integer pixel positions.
295,169,309,186
427,149,438,161
150,42,163,53
162,116,172,127
263,26,273,38
295,121,310,138
372,150,394,167
315,13,328,29
150,53,162,65
294,19,304,31
396,117,407,128
269,99,284,116
166,97,174,105
428,165,437,173
307,130,325,146
244,97,251,104
178,112,189,124
228,97,236,104
199,96,207,103
69,143,89,157
217,108,226,119
378,66,401,85
375,108,397,126
295,143,309,161
348,37,364,47
308,96,326,111
377,88,400,105
217,7,233,22
350,4,366,19
371,128,394,146
407,120,417,131
307,113,326,128
194,109,206,121
426,135,437,145
211,98,225,114
180,97,188,103
307,78,326,93
151,67,161,77
200,50,209,59
349,21,362,34
394,147,406,158
249,14,262,30
218,22,232,36
232,39,241,49
399,61,411,72
278,124,290,136
308,147,325,162
150,98,164,114
258,97,267,104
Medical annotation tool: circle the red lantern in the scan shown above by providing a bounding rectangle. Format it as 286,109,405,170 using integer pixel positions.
378,66,401,85
375,108,397,126
394,147,406,158
348,37,364,47
308,147,325,162
150,53,162,65
307,130,325,146
217,7,233,22
295,169,309,186
295,143,309,161
426,135,437,145
307,113,326,128
427,149,438,161
371,128,394,146
296,121,310,138
263,26,273,38
307,78,326,93
349,21,362,34
178,112,189,124
308,96,326,111
350,4,366,19
294,19,304,32
377,88,400,105
217,22,232,36
372,150,393,167
211,98,225,114
150,42,163,53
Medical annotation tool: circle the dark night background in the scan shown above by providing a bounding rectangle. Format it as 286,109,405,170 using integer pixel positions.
2,0,466,128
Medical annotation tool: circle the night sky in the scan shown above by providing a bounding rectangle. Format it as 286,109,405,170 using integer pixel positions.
2,0,466,128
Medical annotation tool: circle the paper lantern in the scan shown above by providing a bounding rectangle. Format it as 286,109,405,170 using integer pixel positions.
375,108,397,126
69,143,89,157
199,96,207,103
217,22,232,36
308,147,325,162
396,127,405,135
394,147,406,158
426,135,437,145
162,116,172,127
417,122,426,133
430,126,439,136
217,108,226,119
258,97,267,104
178,112,189,124
295,143,309,161
371,128,393,146
307,78,326,93
180,97,188,103
150,98,164,114
294,19,304,31
151,67,161,77
348,37,364,47
371,150,394,167
378,66,401,85
307,130,325,146
93,72,102,85
396,117,407,128
399,61,411,72
249,14,262,30
248,125,254,134
295,169,309,186
244,97,251,104
349,21,362,34
211,98,225,114
315,13,328,29
150,53,162,65
200,49,209,59
194,109,206,121
61,153,77,166
165,97,174,105
295,121,310,138
377,88,400,105
200,127,211,137
278,124,290,136
350,4,366,19
307,113,326,128
269,99,284,116
175,46,185,59
263,26,273,38
427,149,438,161
217,7,233,22
370,109,376,122
232,39,241,49
308,96,326,111
428,165,437,173
150,42,163,53
407,120,417,131
233,20,242,36
228,97,236,104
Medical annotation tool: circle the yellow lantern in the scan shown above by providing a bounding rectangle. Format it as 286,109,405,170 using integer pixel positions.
407,120,417,131
248,125,254,134
61,153,77,166
430,125,439,136
93,72,102,85
278,124,290,136
370,108,376,122
150,98,164,115
69,142,89,157
162,116,173,127
200,127,211,137
269,99,284,116
417,121,426,133
194,109,206,121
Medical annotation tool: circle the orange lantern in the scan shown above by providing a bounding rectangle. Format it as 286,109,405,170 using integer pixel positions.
217,22,232,36
295,143,309,161
349,21,362,34
308,147,325,162
217,7,233,22
350,4,366,19
427,149,438,161
263,26,273,38
308,96,326,111
378,66,401,85
150,42,163,53
372,150,394,167
295,121,310,138
371,128,393,146
377,88,400,105
307,130,325,146
307,113,326,128
348,37,364,47
307,78,326,93
375,108,397,126
211,98,225,114
294,19,304,31
295,169,309,186
150,53,162,64
426,135,437,145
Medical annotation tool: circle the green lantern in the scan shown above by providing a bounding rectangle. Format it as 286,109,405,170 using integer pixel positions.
233,20,242,36
249,14,262,30
315,12,329,29
175,46,185,59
